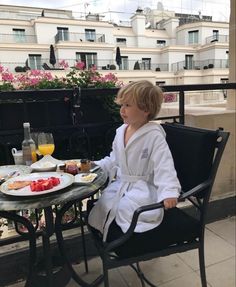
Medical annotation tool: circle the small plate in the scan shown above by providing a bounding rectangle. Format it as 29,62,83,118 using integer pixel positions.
74,173,97,184
0,165,31,179
0,172,74,196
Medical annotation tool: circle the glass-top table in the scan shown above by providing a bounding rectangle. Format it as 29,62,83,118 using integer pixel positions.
0,168,107,287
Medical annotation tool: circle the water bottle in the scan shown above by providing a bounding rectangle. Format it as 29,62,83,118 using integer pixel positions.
22,122,37,166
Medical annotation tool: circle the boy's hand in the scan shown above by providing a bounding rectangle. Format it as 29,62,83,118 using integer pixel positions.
163,198,178,209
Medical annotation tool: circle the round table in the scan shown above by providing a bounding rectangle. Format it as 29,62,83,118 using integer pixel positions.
0,168,107,287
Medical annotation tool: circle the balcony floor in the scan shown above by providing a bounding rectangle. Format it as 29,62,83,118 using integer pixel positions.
7,216,235,287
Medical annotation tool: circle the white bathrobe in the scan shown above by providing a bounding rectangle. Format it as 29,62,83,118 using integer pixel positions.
88,122,181,241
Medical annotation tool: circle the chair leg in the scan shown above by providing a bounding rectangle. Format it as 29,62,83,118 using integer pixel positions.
102,260,110,287
78,202,89,273
198,243,207,287
129,263,157,287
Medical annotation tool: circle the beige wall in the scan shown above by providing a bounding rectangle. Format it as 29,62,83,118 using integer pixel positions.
185,111,235,199
227,0,236,110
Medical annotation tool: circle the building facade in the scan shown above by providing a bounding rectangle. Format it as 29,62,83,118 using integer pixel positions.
0,4,229,92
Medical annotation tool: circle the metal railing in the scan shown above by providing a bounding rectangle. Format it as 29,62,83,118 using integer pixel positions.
161,82,236,124
55,32,105,43
0,33,37,44
206,34,229,44
172,59,229,72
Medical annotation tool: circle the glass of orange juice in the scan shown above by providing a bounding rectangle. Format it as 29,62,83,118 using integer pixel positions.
38,133,55,156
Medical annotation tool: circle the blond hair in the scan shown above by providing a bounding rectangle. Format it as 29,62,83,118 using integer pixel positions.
115,80,163,120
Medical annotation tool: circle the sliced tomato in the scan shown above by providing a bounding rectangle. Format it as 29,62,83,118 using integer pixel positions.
50,177,60,186
42,180,53,190
30,177,60,192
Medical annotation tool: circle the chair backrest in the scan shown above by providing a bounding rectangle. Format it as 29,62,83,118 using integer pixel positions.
162,123,229,198
42,63,51,70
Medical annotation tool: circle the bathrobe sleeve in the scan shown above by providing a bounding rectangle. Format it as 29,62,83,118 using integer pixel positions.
151,131,181,202
94,135,118,180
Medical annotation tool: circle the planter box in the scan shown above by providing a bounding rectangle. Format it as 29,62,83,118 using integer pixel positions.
0,88,121,164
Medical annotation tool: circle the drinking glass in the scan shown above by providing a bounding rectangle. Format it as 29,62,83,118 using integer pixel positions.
38,133,55,156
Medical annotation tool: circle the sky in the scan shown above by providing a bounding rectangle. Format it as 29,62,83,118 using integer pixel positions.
0,0,230,23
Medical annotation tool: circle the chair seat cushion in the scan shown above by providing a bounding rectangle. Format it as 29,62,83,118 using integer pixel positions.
105,207,200,258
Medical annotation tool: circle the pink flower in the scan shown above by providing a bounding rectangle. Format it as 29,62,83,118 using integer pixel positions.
74,61,85,70
59,60,69,69
0,65,4,73
1,72,15,82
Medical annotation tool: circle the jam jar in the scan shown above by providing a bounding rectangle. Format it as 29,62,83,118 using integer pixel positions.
80,159,91,173
65,163,79,175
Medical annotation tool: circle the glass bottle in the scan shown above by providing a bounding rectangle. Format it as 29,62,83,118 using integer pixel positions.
22,122,37,166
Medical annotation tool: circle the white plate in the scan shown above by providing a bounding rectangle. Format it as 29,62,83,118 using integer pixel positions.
0,165,31,178
0,172,74,196
74,173,97,184
31,155,63,172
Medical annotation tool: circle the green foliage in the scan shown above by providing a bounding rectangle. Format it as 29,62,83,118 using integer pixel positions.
0,82,15,91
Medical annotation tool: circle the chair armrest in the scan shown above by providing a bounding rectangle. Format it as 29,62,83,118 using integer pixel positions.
105,201,164,252
179,179,212,201
105,180,211,252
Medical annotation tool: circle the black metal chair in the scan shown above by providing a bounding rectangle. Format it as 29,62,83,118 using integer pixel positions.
87,123,230,287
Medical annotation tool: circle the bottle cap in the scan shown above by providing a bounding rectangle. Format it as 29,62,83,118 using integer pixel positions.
23,122,30,128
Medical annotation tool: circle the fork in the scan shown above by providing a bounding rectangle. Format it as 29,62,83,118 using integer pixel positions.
0,171,20,184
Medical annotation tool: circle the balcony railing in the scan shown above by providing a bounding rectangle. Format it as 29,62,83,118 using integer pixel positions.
206,34,229,44
55,32,105,43
0,33,37,44
1,58,228,73
172,59,228,72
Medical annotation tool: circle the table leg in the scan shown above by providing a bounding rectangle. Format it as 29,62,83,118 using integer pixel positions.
0,211,37,287
29,206,71,287
55,200,104,287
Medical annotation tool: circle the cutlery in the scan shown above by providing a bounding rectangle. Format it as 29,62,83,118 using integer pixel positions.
0,171,20,184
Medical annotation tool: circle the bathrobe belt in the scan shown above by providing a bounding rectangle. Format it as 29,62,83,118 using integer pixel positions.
120,174,149,183
102,173,149,241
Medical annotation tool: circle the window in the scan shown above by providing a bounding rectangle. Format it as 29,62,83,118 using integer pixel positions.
13,28,26,43
76,52,97,69
142,58,151,70
29,54,42,70
213,30,219,41
57,27,69,41
121,56,128,70
116,38,127,45
185,55,194,69
188,30,199,44
156,81,166,86
85,29,96,42
185,55,194,70
156,40,166,47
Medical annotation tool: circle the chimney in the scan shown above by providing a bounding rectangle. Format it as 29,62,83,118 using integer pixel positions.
131,8,146,35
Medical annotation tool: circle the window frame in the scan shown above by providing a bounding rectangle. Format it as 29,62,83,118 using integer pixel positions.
188,30,199,44
28,54,42,70
85,29,96,42
57,27,69,41
12,28,26,43
76,52,97,69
